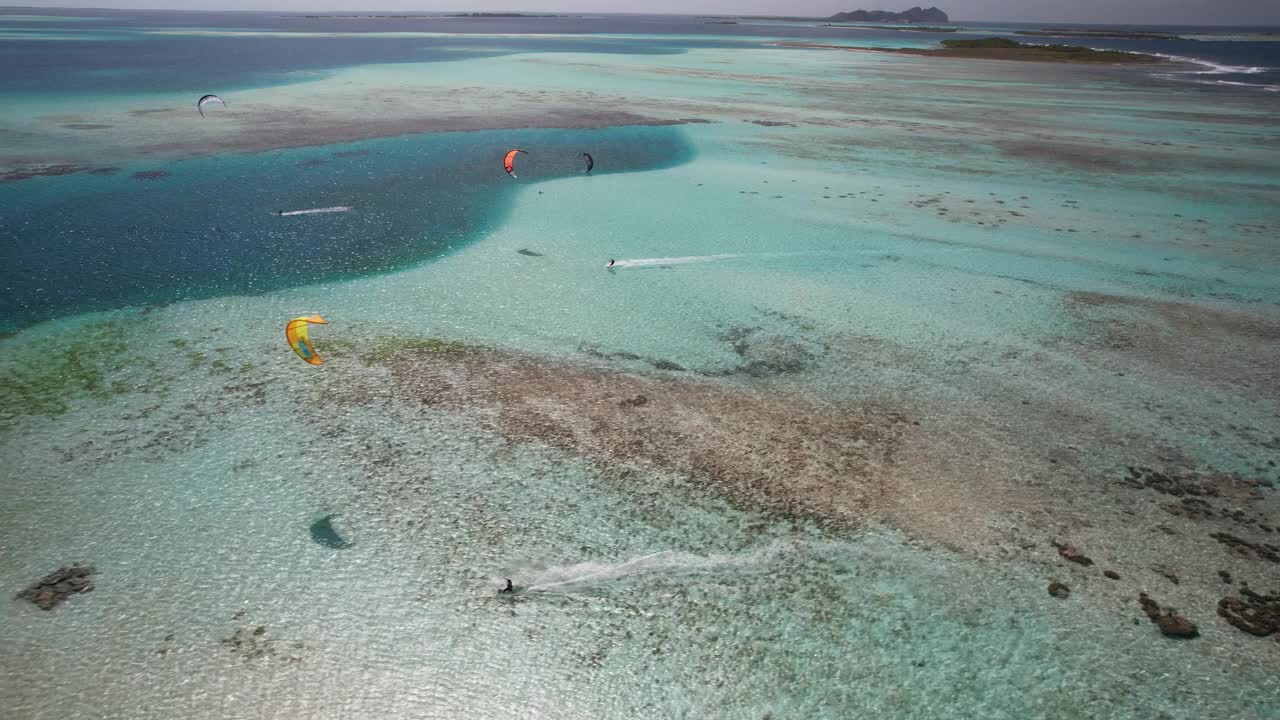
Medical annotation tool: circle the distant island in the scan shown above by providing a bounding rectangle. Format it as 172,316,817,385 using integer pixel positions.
450,13,555,18
826,6,949,24
826,24,956,32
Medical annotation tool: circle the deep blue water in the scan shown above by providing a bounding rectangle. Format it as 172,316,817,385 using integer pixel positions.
0,125,693,333
1,9,1276,332
3,10,1276,94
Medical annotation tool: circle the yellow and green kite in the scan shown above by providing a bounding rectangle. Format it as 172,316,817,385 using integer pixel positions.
285,314,327,365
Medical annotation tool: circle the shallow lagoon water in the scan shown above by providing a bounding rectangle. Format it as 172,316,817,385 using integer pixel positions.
2,12,1280,720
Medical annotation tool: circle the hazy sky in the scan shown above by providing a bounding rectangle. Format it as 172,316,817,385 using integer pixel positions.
13,1,1280,26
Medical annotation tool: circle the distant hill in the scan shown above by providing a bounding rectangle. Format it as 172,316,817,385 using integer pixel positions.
826,7,949,23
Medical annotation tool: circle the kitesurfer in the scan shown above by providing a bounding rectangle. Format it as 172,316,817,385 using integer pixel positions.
607,259,616,268
499,578,514,594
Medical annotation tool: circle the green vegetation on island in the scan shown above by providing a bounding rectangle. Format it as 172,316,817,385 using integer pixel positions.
929,37,1161,62
1016,29,1185,41
827,7,949,23
779,37,1162,64
826,24,957,32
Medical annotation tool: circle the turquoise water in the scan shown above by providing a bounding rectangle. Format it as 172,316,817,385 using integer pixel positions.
3,11,1280,720
1,125,692,331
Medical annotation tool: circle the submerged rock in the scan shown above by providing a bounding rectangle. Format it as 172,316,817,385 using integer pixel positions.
1121,467,1273,531
1048,581,1071,598
1210,532,1280,563
1138,592,1199,639
516,248,543,257
1156,613,1200,638
17,565,96,610
309,514,354,549
1052,541,1094,566
1121,466,1269,499
1217,588,1280,638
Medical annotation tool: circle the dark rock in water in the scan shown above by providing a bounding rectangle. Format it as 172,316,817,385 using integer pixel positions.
620,394,649,408
1163,497,1217,521
1121,466,1269,502
1138,592,1199,638
17,565,96,610
1104,570,1120,580
1138,592,1161,620
310,514,354,549
517,249,544,257
1217,588,1280,637
1128,466,1274,530
1157,613,1199,638
1052,541,1093,566
1210,532,1280,563
651,359,686,371
1219,570,1234,584
1048,581,1071,598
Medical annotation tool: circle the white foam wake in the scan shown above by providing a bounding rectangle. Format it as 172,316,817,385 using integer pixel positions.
1152,53,1268,75
608,253,741,269
276,206,354,216
518,549,756,593
1148,53,1275,91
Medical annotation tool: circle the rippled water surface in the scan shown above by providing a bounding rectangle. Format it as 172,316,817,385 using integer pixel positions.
2,9,1279,720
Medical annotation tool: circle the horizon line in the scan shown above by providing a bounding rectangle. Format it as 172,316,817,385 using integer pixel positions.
3,5,1279,29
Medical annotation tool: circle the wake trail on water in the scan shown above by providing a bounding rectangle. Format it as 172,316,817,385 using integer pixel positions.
516,549,764,593
608,254,742,269
276,206,354,216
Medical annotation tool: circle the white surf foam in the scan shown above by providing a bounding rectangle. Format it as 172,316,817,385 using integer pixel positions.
1148,53,1274,91
1152,53,1268,75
